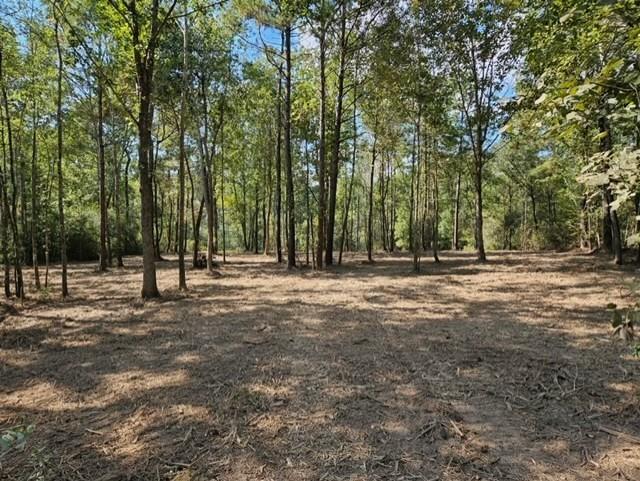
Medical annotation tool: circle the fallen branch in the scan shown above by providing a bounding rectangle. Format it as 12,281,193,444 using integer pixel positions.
598,425,640,444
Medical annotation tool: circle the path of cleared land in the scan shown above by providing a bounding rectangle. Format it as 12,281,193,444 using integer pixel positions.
1,252,639,481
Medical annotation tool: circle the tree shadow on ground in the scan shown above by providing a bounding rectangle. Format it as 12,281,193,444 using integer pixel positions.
1,251,639,481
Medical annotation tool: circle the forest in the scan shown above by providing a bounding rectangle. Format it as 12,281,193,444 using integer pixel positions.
1,1,639,480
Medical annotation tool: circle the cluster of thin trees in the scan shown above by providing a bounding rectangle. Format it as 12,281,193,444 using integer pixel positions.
1,0,638,300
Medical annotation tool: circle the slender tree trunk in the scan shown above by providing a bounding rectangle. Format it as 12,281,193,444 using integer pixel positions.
432,149,440,263
413,116,422,272
0,118,10,297
166,198,173,253
389,161,396,252
2,43,24,299
474,156,486,262
379,154,388,252
198,78,215,270
193,197,204,267
316,23,327,270
284,25,295,269
367,126,378,262
220,100,226,263
339,75,358,265
1,183,9,297
264,146,272,256
98,77,108,271
254,182,259,254
305,139,310,266
114,142,124,267
452,170,461,250
31,99,40,287
124,149,131,254
580,194,589,250
409,120,417,249
177,10,188,290
275,36,283,264
326,2,347,266
55,17,68,298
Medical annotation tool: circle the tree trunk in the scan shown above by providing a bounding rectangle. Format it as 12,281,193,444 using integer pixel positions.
198,78,218,270
284,25,296,269
55,17,68,298
219,97,227,263
275,35,283,264
452,170,461,250
2,42,24,299
413,115,421,272
31,99,41,287
474,158,486,262
98,78,108,271
339,74,358,265
579,194,590,250
367,126,377,262
264,144,272,256
305,139,311,266
114,142,124,267
124,149,132,254
254,182,259,254
432,150,440,263
325,2,347,266
177,11,188,290
0,114,11,297
137,83,159,297
598,116,622,264
316,23,327,270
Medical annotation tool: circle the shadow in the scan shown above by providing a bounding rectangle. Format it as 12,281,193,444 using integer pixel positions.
1,251,639,481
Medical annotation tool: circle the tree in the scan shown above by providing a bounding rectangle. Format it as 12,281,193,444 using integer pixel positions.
101,0,179,297
54,6,69,297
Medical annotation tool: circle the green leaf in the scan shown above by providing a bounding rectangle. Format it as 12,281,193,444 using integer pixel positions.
627,233,640,247
534,93,547,106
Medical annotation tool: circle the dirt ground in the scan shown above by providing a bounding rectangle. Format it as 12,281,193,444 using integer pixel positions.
1,251,639,481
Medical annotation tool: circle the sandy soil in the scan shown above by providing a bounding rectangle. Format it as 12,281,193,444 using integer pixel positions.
1,251,639,481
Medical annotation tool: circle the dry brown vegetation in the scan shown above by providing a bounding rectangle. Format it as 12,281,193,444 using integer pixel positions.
1,251,639,481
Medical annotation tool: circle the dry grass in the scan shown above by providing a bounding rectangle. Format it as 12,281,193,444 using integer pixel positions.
1,250,639,481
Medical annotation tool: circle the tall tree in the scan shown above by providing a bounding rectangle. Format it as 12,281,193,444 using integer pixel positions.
54,8,69,297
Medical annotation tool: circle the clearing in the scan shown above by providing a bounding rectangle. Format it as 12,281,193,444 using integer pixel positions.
1,251,639,481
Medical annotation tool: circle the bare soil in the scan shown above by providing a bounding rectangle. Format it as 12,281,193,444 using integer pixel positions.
1,251,639,481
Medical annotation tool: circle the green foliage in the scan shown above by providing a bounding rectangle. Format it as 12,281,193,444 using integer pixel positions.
2,0,639,302
0,425,35,458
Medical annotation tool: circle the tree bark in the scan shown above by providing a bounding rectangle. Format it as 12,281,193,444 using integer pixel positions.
55,16,68,298
177,9,188,290
275,33,283,264
2,42,24,299
598,116,622,265
452,170,461,250
30,99,41,287
284,24,296,269
338,71,358,265
114,141,124,267
130,0,165,298
432,148,440,263
98,77,108,271
473,157,486,262
316,18,327,270
367,125,378,263
0,103,11,297
325,1,347,266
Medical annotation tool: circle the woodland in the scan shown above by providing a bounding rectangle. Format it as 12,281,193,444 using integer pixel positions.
1,1,640,480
